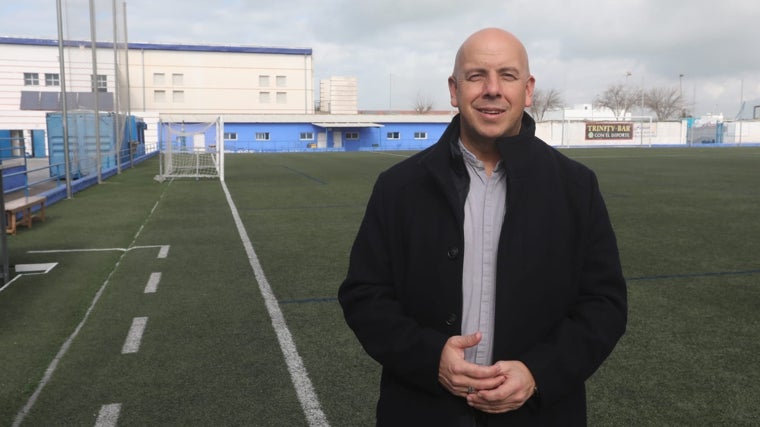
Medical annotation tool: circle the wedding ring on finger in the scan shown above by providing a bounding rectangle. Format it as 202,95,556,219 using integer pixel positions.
467,386,476,394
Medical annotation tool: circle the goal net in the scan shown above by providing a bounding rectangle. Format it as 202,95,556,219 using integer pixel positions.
156,116,225,181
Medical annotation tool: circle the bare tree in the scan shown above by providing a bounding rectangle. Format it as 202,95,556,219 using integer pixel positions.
643,87,683,120
528,88,564,121
594,84,641,120
413,91,434,113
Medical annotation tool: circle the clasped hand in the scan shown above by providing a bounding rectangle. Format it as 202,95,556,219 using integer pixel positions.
438,332,536,414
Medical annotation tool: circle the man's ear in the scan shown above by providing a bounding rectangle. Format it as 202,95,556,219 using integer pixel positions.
524,76,536,108
448,76,459,108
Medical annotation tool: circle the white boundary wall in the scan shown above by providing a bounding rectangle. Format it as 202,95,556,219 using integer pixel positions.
537,120,760,147
536,121,686,147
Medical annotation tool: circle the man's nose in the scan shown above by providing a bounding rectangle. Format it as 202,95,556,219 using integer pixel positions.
483,74,502,96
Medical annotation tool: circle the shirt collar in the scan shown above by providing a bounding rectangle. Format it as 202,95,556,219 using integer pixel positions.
458,139,503,173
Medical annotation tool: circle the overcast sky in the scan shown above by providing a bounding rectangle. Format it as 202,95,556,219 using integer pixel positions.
3,0,759,117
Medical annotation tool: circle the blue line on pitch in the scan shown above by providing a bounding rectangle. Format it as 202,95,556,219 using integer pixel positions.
281,166,327,185
627,268,760,282
280,269,760,305
280,297,337,305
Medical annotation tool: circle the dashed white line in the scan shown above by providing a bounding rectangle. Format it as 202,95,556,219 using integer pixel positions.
144,272,161,294
94,403,121,427
157,245,170,259
121,317,148,354
12,184,172,427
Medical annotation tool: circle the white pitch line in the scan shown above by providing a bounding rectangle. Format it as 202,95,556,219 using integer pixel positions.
157,245,170,259
122,317,148,354
370,151,412,158
144,272,161,294
94,403,121,427
12,181,172,427
28,245,171,259
28,248,128,254
220,180,329,427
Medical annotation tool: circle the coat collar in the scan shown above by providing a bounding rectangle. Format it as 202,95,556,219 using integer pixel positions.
421,112,539,180
494,113,538,180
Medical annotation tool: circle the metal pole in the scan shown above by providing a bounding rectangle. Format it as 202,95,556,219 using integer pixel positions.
738,78,743,145
112,0,122,173
123,2,132,116
56,0,73,199
640,76,644,117
388,73,392,111
679,74,684,118
123,1,133,152
0,173,7,284
89,0,102,183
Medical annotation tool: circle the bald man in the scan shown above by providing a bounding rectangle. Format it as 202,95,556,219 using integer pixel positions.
339,28,627,426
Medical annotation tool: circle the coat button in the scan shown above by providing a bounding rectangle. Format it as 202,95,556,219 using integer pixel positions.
445,313,457,326
447,247,460,259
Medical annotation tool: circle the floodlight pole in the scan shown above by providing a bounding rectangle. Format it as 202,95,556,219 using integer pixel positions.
113,0,122,174
56,0,73,199
123,2,132,117
89,0,103,184
123,1,134,159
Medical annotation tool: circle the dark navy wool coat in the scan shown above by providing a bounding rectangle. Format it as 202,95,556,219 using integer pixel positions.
339,113,627,426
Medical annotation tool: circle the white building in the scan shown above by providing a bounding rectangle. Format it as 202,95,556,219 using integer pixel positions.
127,41,314,116
319,76,358,114
0,36,315,152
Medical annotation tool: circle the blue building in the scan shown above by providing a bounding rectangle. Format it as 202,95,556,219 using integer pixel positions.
158,113,456,153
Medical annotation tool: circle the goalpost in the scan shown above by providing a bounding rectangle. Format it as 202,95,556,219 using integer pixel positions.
156,116,225,181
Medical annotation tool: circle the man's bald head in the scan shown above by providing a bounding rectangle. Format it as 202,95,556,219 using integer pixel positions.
448,28,536,143
452,28,531,80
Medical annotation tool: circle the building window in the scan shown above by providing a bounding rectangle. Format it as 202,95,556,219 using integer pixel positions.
45,73,60,86
387,132,400,140
414,132,428,139
92,74,107,92
173,90,185,103
259,92,271,103
172,73,184,86
255,132,270,141
224,132,238,140
259,75,270,87
299,132,314,140
276,75,287,87
154,90,166,102
24,72,39,86
153,73,165,85
345,132,359,140
276,92,287,104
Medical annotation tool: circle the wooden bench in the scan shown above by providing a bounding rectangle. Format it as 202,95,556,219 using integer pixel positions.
5,195,46,235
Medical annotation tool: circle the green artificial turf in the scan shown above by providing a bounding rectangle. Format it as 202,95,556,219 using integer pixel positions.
1,148,758,426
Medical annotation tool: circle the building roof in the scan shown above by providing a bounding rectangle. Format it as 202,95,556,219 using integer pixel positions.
311,122,383,128
0,36,312,56
158,113,456,124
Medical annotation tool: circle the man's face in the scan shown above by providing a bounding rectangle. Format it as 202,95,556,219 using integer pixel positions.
448,31,535,144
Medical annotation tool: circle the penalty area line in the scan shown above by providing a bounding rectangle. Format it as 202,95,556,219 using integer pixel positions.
27,245,171,258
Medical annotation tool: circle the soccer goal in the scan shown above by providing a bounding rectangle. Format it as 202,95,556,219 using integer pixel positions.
156,116,225,181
